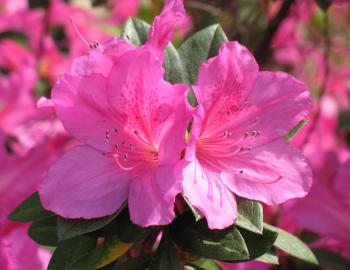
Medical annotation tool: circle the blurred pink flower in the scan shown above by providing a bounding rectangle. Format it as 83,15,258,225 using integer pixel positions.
176,41,312,229
0,39,38,133
48,0,114,58
39,0,191,227
111,0,140,24
0,132,55,270
291,158,350,258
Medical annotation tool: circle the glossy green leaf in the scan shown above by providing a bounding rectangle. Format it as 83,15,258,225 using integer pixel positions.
255,249,279,265
235,227,277,262
48,236,96,270
87,207,147,243
8,192,53,222
170,212,249,261
236,198,263,234
57,205,125,241
28,216,58,246
71,236,131,270
122,17,187,84
183,196,203,222
187,259,224,270
264,223,318,265
313,248,350,270
149,231,182,270
113,254,152,270
178,24,228,84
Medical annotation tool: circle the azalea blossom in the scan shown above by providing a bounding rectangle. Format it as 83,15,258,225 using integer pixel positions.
176,41,313,229
39,0,191,227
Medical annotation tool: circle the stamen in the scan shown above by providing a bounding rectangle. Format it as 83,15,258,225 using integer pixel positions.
69,16,99,49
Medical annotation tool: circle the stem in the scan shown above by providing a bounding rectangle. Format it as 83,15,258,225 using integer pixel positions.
255,0,295,65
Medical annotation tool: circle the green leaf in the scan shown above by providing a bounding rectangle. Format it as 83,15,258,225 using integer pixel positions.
8,192,53,222
178,24,228,85
236,198,263,234
48,236,97,270
122,18,149,46
183,196,203,222
57,205,125,241
96,207,147,243
313,248,350,270
187,259,224,270
264,223,318,265
255,249,279,265
235,227,277,262
284,120,307,141
163,43,188,84
28,216,58,246
71,236,132,270
170,212,249,261
149,231,182,270
113,254,152,270
122,18,187,84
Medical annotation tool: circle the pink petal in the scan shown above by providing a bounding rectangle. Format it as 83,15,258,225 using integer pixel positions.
246,71,311,144
194,41,258,108
106,48,190,164
52,73,116,152
128,165,181,226
291,186,350,241
180,159,238,229
221,139,312,205
146,0,185,53
71,50,113,77
71,38,134,76
39,145,130,219
193,41,259,134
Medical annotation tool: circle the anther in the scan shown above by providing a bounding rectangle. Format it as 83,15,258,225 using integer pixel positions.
114,128,119,133
114,143,119,149
105,131,110,140
123,153,128,160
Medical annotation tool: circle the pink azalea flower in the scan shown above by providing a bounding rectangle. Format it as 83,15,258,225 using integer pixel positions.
39,0,191,227
176,41,313,229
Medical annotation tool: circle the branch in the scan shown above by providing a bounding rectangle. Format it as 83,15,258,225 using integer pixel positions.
255,0,295,65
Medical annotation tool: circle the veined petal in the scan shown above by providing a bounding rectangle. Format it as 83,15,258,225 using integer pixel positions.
39,145,131,219
193,41,259,137
106,48,190,165
128,165,181,226
221,139,312,205
180,159,238,229
52,73,117,152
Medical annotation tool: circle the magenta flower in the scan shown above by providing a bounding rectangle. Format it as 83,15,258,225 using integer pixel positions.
176,41,313,229
39,0,191,226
